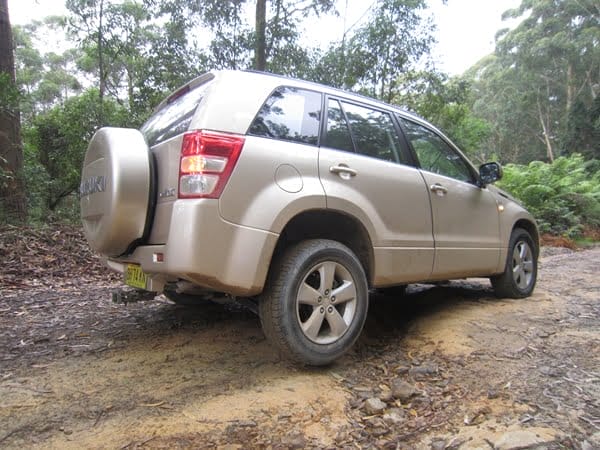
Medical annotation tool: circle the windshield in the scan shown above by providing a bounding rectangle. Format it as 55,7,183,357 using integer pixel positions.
141,81,211,146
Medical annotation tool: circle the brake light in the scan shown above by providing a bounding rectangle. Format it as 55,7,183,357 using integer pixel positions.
178,130,245,199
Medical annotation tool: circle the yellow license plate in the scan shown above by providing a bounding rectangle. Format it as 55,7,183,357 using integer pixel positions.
125,264,148,289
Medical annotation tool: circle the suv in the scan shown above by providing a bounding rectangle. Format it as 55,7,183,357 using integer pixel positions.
81,70,538,365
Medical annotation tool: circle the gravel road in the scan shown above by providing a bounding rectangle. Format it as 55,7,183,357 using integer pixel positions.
0,243,598,449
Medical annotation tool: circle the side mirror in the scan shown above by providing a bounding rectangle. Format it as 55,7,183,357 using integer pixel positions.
479,162,503,186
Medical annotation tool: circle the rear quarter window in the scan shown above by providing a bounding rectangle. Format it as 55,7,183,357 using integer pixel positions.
248,87,322,146
141,82,210,146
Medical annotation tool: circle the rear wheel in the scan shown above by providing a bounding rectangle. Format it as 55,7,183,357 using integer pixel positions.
259,239,369,366
491,228,537,298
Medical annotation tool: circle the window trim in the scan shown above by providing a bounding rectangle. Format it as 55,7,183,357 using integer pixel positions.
321,97,358,154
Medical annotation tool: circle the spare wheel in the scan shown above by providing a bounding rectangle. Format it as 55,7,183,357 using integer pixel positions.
80,127,152,257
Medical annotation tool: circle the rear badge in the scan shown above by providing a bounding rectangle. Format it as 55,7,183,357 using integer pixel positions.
80,175,106,196
159,187,176,199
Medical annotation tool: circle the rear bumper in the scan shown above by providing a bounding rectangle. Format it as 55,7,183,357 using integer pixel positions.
110,199,278,296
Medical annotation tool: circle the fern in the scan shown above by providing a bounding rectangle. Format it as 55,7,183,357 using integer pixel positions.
498,154,600,238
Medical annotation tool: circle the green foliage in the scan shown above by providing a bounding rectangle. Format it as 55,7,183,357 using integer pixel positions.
498,154,600,237
395,71,492,162
65,0,203,123
23,89,129,221
0,72,20,114
341,0,434,103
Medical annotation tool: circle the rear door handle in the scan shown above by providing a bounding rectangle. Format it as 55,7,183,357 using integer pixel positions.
430,183,448,196
330,165,357,179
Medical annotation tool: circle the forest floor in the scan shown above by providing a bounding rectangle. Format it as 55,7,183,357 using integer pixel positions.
0,226,598,449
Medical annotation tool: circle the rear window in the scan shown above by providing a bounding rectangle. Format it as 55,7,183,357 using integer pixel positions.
248,87,322,146
141,81,211,146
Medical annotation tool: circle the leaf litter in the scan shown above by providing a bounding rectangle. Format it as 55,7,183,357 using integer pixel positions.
0,225,598,448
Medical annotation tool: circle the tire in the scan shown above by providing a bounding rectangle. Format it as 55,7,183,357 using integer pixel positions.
80,127,151,256
491,228,538,298
259,239,369,366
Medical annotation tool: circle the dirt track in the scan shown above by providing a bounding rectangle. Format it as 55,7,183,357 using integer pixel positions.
0,247,598,449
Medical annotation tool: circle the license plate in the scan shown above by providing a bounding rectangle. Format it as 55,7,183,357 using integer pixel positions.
125,264,148,289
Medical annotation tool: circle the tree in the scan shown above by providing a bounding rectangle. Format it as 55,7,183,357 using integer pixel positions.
25,89,129,217
309,0,437,103
255,0,267,70
192,0,335,74
395,71,492,162
0,0,27,222
469,0,599,163
66,0,204,124
345,0,435,102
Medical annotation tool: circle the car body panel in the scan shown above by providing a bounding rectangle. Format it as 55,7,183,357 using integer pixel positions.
420,171,502,278
318,147,435,284
116,200,277,296
218,136,326,232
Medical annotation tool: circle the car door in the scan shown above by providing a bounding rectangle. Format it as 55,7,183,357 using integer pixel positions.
318,98,434,286
397,116,501,279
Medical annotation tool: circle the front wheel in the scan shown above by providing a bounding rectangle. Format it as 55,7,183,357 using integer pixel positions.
491,228,538,298
259,239,369,366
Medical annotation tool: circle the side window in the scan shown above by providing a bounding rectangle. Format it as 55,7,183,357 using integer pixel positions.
398,117,474,183
248,87,321,145
342,102,402,163
323,99,354,152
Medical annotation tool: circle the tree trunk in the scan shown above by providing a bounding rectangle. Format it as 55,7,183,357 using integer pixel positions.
537,98,554,162
254,0,267,71
566,62,574,114
0,0,27,222
98,0,105,100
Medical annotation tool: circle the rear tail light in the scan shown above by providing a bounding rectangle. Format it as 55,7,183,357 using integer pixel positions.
178,130,245,199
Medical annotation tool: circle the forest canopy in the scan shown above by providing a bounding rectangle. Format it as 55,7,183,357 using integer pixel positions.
0,0,598,237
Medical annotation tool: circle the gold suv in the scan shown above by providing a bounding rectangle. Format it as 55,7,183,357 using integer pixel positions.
81,70,539,365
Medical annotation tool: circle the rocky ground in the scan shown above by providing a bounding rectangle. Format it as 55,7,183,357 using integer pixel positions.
0,226,598,449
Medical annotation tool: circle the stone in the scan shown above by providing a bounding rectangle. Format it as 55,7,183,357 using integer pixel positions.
382,409,405,425
281,432,306,449
391,378,419,402
487,388,499,399
379,390,393,402
409,364,438,377
539,365,561,377
430,439,447,450
235,420,257,427
581,441,594,450
395,365,410,374
364,397,387,415
589,432,600,447
494,428,558,450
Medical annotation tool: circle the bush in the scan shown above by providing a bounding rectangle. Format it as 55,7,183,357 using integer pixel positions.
22,89,129,222
498,154,600,238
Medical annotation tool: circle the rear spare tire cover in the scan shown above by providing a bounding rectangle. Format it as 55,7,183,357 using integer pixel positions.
80,127,151,257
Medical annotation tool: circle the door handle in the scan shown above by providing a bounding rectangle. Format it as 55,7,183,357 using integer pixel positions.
430,183,448,195
330,165,357,179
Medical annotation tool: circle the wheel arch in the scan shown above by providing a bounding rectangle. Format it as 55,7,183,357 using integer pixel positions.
513,219,540,257
271,209,375,286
